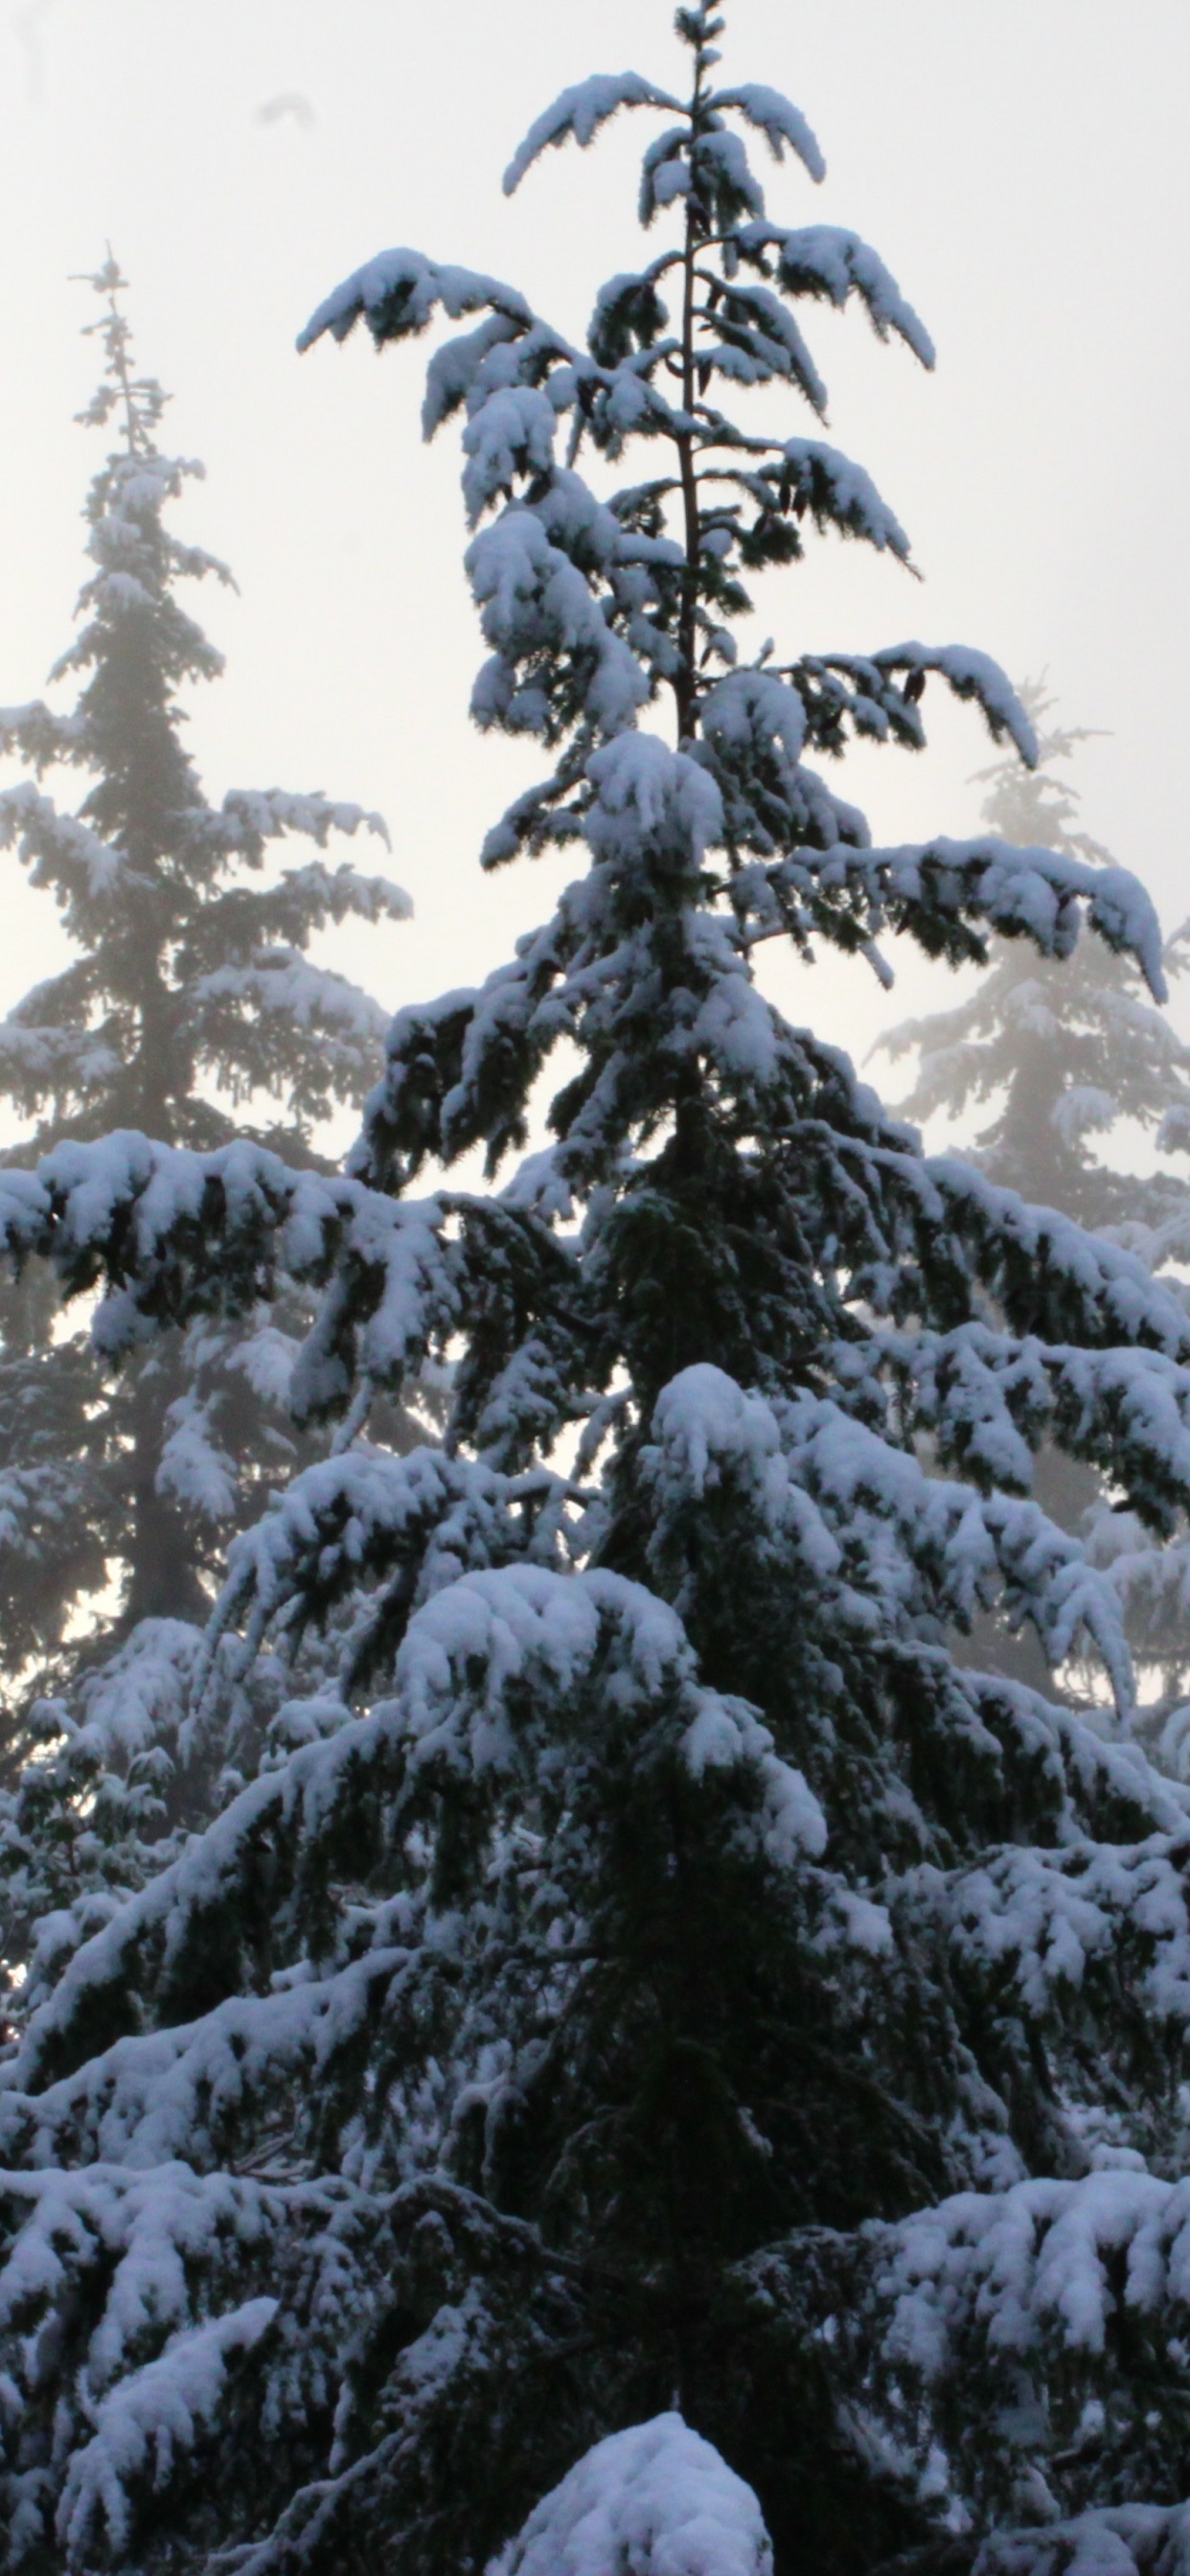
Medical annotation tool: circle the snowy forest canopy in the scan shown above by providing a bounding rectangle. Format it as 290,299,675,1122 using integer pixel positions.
0,8,1189,2576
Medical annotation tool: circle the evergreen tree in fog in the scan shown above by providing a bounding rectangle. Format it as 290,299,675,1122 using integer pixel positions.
0,261,411,1688
882,686,1190,1712
5,18,1190,2575
881,681,1190,1234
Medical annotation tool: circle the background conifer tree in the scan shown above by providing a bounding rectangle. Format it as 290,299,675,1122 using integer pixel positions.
881,679,1190,1237
0,262,415,1972
881,685,1190,1713
5,18,1190,2576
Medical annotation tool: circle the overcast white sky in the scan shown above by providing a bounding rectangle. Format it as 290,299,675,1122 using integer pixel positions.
0,0,1187,1143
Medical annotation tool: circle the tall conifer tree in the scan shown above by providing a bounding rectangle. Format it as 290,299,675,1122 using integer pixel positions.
4,20,1190,2576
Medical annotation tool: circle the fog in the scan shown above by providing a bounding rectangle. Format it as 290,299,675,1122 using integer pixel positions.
1,0,1187,1136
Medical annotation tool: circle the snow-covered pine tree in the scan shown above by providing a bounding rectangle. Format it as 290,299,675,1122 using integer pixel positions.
6,17,1190,2574
0,260,415,1867
880,686,1190,1713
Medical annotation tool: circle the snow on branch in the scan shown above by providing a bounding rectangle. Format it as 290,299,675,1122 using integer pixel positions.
502,74,683,197
869,644,1038,759
0,700,88,773
57,2295,279,2564
297,250,531,356
909,1157,1190,1357
380,1562,826,1867
0,2156,321,2560
0,1017,121,1102
192,956,390,1050
871,2165,1190,2407
206,1442,572,1682
5,1562,822,2104
744,2176,1190,2559
212,789,396,862
644,1365,1136,1715
974,2503,1190,2576
696,279,828,410
0,1458,92,1571
768,440,912,559
0,1126,593,1477
2,1752,330,2091
708,84,826,183
0,1134,453,1400
0,1944,412,2172
758,831,1167,998
842,1322,1190,1532
0,781,128,899
467,508,649,731
941,1828,1190,2030
735,222,934,367
956,1669,1188,1846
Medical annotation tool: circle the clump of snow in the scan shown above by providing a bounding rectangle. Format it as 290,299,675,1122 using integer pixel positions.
492,2415,772,2576
468,508,648,735
584,735,723,868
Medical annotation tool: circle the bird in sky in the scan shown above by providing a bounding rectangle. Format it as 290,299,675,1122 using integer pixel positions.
255,92,316,130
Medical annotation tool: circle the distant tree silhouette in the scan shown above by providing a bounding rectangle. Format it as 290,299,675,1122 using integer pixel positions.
0,260,411,1701
881,679,1190,1708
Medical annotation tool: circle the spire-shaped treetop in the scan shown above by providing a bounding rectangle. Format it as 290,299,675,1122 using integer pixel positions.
299,0,1157,1012
74,250,171,454
0,256,408,1156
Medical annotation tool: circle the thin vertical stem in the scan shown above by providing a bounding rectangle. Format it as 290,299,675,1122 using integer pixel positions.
674,43,708,746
